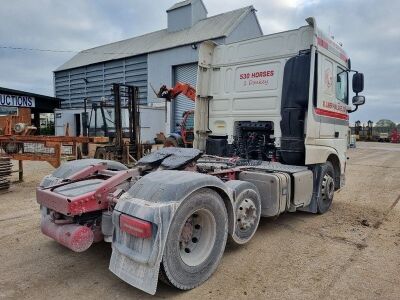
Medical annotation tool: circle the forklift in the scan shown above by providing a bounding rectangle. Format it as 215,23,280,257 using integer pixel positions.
83,83,141,165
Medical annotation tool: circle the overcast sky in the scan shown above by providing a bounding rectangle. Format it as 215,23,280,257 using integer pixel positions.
0,0,398,123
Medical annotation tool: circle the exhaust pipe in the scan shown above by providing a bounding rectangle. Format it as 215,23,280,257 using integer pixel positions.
41,217,94,252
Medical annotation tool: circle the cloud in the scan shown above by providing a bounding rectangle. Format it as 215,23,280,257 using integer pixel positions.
0,0,398,122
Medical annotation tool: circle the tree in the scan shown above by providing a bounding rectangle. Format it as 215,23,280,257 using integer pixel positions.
375,119,396,133
375,119,395,128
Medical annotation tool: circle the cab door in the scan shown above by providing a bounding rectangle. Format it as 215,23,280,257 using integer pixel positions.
316,54,336,139
316,54,349,141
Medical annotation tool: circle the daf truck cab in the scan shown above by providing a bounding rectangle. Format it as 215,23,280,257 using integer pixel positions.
195,17,365,196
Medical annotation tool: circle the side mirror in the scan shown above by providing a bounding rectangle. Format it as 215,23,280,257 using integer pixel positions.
352,73,364,93
352,95,365,106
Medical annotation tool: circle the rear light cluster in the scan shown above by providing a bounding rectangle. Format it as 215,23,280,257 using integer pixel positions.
120,214,152,239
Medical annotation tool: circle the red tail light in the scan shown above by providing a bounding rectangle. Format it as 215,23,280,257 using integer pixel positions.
120,214,152,239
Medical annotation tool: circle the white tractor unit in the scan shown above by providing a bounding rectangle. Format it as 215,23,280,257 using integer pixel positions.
37,18,365,295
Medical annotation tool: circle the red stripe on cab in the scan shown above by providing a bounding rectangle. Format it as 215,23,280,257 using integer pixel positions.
315,108,349,120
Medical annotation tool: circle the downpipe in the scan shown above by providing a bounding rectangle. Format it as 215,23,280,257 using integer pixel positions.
41,216,94,252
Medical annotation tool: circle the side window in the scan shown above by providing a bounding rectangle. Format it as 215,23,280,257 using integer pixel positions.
336,67,348,104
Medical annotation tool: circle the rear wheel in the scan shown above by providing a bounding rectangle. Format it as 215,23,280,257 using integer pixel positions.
160,188,228,290
226,181,261,244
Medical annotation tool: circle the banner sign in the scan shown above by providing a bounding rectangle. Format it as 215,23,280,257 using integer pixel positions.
0,93,35,108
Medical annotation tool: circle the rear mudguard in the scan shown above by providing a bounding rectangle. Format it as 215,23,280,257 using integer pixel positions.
109,170,234,295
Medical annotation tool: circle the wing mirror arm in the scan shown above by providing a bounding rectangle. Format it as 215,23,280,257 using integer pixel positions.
347,71,365,113
347,104,359,113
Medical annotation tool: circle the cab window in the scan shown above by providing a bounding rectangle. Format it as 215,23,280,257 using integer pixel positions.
336,67,348,103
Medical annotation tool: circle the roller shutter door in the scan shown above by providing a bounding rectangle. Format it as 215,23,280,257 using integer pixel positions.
173,63,197,130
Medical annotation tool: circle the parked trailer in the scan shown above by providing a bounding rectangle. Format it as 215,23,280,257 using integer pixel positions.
36,17,365,295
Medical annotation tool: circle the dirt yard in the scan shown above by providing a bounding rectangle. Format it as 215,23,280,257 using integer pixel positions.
0,142,399,299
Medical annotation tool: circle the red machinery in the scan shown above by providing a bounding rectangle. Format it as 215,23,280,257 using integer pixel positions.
391,128,400,143
156,82,196,147
0,106,108,187
156,82,196,102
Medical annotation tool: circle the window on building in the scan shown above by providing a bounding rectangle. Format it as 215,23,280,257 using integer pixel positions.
336,67,348,104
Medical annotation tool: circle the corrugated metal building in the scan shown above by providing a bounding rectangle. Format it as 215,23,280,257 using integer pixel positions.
54,0,262,134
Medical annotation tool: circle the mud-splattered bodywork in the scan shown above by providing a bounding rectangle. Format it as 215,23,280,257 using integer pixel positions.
37,147,314,295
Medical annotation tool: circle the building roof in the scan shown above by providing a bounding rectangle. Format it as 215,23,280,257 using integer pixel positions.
55,6,255,72
167,0,193,12
167,0,208,13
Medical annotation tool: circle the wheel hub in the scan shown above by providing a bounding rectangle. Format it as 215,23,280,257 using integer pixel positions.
180,217,193,244
236,198,257,231
322,174,335,200
179,209,216,266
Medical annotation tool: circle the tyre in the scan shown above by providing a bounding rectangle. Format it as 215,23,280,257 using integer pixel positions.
164,137,178,147
160,188,228,290
2,142,21,154
226,181,261,244
317,161,335,214
94,147,106,159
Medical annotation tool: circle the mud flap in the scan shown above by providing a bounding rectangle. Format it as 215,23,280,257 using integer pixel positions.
109,245,160,295
298,165,321,213
109,197,178,295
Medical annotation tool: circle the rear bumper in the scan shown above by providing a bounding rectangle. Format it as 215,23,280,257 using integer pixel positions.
36,187,107,216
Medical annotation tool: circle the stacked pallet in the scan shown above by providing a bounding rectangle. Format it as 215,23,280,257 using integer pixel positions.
0,156,12,190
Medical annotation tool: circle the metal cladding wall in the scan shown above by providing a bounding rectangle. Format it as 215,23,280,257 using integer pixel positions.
173,63,197,130
54,55,147,108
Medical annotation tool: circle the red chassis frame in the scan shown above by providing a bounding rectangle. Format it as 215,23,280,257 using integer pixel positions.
37,163,137,216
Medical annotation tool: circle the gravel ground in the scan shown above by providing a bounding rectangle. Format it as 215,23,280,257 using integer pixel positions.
0,142,399,299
